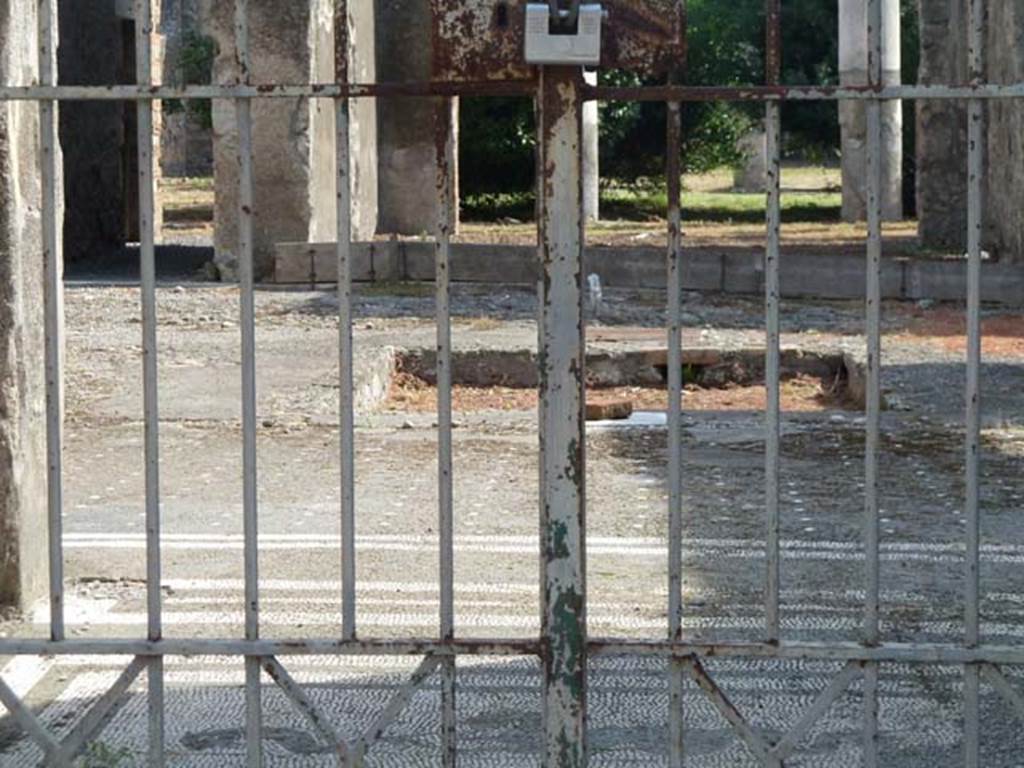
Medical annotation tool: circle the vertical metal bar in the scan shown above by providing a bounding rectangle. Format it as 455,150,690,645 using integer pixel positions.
434,97,457,767
963,0,985,764
538,65,587,768
764,101,781,644
336,99,356,643
38,0,65,645
133,2,164,764
234,0,262,764
764,0,782,644
666,97,685,768
864,0,884,763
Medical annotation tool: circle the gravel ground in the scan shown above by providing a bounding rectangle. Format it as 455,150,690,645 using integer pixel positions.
2,282,1023,766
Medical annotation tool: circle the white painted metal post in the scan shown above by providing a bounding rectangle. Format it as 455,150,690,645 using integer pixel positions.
538,64,587,768
233,0,262,764
863,0,884,763
666,96,685,768
335,0,357,645
764,0,783,649
38,0,65,647
435,96,458,768
133,1,165,764
963,0,985,764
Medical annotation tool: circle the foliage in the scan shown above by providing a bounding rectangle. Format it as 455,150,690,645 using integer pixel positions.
459,0,921,195
82,742,134,768
164,32,218,130
461,185,840,223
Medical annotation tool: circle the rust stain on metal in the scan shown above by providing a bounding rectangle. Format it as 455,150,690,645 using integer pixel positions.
430,0,685,81
335,0,349,84
765,0,782,86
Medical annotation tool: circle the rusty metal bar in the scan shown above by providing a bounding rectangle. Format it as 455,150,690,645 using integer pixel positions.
38,0,65,647
862,0,885,764
5,637,1024,663
133,3,165,765
666,96,685,768
434,96,458,768
964,0,985,764
764,0,783,640
3,82,1024,102
336,97,356,645
538,65,587,768
232,0,263,765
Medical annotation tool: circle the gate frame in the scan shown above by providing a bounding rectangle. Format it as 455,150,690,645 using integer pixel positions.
1,0,1024,766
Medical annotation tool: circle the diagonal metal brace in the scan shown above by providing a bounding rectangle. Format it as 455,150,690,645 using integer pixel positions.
0,676,64,765
980,663,1024,724
350,655,441,763
56,655,148,764
684,656,771,762
262,657,349,763
770,661,862,761
262,654,442,767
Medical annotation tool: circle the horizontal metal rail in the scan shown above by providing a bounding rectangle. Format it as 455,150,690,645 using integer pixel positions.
5,638,1024,664
1,82,1024,102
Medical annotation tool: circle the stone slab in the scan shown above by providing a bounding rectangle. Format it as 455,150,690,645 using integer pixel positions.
275,241,1024,305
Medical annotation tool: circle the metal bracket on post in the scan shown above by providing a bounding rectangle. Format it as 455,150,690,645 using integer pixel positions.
526,3,603,65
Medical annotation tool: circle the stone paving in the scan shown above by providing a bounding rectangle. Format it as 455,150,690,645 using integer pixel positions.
2,283,1024,765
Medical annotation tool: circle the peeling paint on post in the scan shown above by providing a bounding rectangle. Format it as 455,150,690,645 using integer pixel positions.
538,64,587,768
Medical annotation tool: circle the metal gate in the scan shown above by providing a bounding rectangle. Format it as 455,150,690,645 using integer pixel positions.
1,0,1023,765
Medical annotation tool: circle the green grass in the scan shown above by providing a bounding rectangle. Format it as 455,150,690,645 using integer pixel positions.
462,185,841,224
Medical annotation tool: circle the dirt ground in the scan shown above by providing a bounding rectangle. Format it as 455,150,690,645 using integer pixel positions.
1,281,1024,766
385,374,846,414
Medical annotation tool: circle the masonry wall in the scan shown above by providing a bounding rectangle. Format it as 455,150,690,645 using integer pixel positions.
0,0,51,611
917,0,1024,261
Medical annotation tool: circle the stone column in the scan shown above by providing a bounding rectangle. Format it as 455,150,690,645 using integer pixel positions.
839,0,902,222
375,0,457,236
583,70,599,221
916,0,967,250
202,0,377,280
983,0,1024,262
0,1,51,610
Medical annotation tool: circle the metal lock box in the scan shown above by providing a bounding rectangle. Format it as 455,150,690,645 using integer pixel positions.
430,0,686,82
524,3,603,66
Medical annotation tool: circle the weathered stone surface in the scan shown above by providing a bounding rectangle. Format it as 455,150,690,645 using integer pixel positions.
916,0,968,250
839,0,902,222
917,0,1024,261
0,0,51,610
204,0,377,280
984,0,1024,262
160,0,214,177
375,0,453,236
733,124,767,193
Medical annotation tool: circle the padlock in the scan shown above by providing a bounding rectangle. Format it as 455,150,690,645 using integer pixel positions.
524,3,603,66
